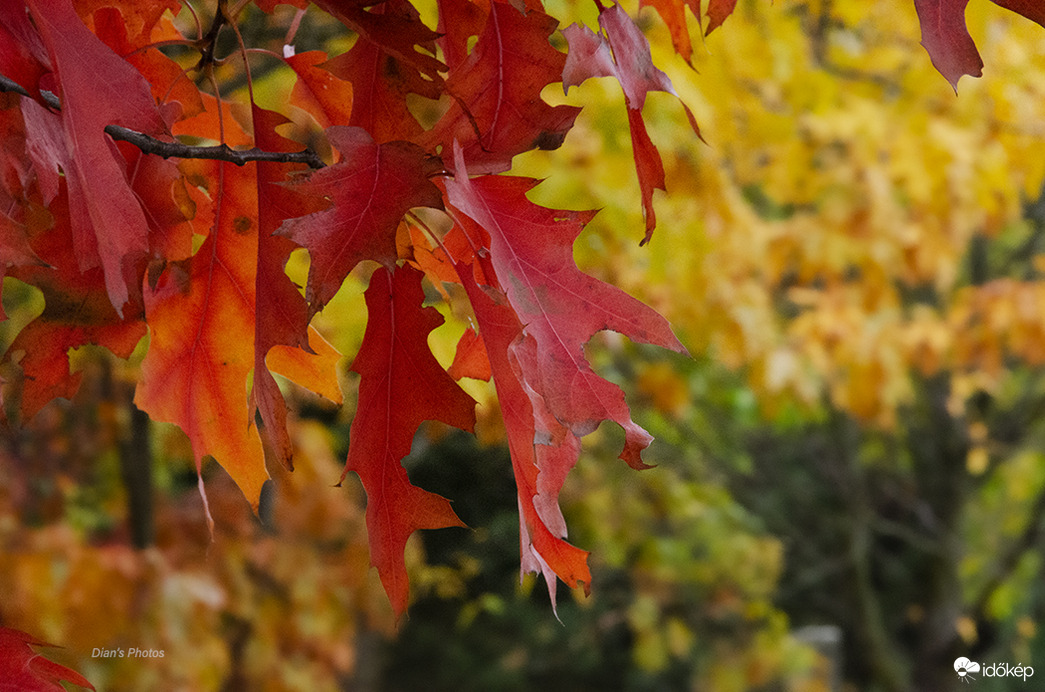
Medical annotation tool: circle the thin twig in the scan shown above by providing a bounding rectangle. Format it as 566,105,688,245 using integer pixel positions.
106,126,326,168
0,74,326,169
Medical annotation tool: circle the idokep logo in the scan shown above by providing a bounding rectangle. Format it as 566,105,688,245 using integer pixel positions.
954,658,980,683
954,657,1034,684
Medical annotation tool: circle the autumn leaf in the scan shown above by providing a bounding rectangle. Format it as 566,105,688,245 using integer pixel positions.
251,105,343,472
92,6,203,124
455,266,591,602
285,50,354,130
22,0,168,313
424,0,581,173
563,3,701,242
319,0,436,144
444,145,688,468
639,0,700,64
0,626,95,691
136,141,339,508
0,6,48,100
915,0,1045,89
0,103,45,319
704,0,738,34
438,141,688,602
315,0,445,84
4,188,146,422
277,126,444,318
313,0,445,122
436,0,488,71
992,0,1045,26
343,265,476,616
447,326,492,381
75,0,180,42
912,0,984,88
134,159,270,510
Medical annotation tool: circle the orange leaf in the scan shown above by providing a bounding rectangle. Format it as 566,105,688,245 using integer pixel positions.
135,160,269,510
286,50,354,129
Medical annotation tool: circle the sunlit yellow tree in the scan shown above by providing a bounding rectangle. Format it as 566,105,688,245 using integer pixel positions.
517,1,1045,689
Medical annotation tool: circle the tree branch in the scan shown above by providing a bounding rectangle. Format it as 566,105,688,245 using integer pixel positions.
105,126,326,168
970,485,1045,620
0,74,325,169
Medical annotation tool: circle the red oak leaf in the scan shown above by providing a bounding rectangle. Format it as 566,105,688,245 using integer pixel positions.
992,0,1045,25
0,7,49,99
406,222,481,287
92,7,203,125
277,126,443,318
705,0,738,34
120,147,196,262
135,159,271,510
436,0,489,71
75,0,180,42
4,188,145,422
405,223,457,296
286,50,355,130
444,145,687,467
915,0,1045,89
563,4,701,242
251,106,343,472
565,5,678,109
0,101,45,319
424,0,581,173
343,265,476,616
314,0,445,95
23,0,168,313
319,0,442,144
456,268,591,603
913,0,983,89
625,106,668,245
321,35,426,144
138,125,341,511
639,0,735,55
0,626,95,691
448,327,492,381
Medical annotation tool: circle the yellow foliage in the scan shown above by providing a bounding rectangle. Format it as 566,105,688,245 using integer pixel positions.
520,0,1045,426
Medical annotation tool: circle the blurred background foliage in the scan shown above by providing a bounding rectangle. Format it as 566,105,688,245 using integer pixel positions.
3,0,1045,690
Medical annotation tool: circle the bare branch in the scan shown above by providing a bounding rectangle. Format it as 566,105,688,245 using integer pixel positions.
0,74,325,169
104,125,326,168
